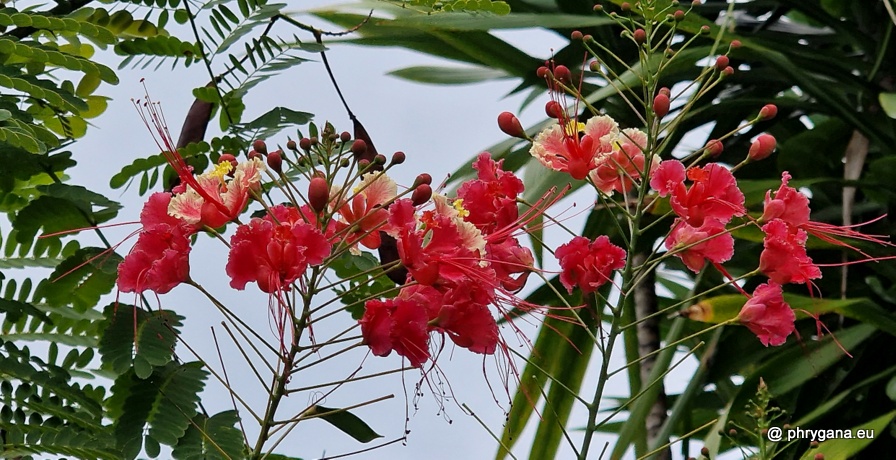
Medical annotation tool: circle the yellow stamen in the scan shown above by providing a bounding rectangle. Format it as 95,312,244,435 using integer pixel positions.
452,199,470,218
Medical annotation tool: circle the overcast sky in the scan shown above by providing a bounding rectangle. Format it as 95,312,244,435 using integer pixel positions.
46,1,702,458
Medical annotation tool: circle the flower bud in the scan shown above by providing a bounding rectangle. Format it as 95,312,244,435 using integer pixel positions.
621,2,631,12
814,454,824,460
653,93,670,118
308,176,329,213
715,55,729,70
700,447,709,457
219,153,237,169
693,0,702,5
730,39,742,48
571,30,583,41
253,139,267,155
498,111,526,139
705,139,724,157
593,4,603,12
589,60,600,71
267,149,282,172
286,139,297,151
351,139,368,157
748,134,776,161
673,10,685,21
545,101,564,119
411,184,432,206
340,131,351,143
310,136,319,146
339,157,350,168
728,428,737,437
374,154,387,165
299,138,312,151
553,65,572,84
391,151,406,165
536,66,550,79
758,104,778,120
700,25,711,34
413,173,432,188
659,87,671,97
722,66,734,77
633,28,647,44
358,159,370,170
248,150,262,161
583,34,592,41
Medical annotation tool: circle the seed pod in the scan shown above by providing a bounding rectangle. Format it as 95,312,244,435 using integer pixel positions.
497,112,526,139
308,176,329,213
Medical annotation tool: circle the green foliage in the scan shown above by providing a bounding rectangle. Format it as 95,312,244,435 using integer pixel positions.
172,410,245,460
331,250,398,319
309,405,383,443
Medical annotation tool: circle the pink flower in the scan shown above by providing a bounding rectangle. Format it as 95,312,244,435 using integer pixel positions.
360,295,430,368
589,128,659,194
168,158,265,228
117,193,195,294
556,235,626,294
651,160,745,227
759,219,821,285
665,218,734,273
226,205,331,293
738,282,795,346
333,172,396,251
530,115,619,180
487,237,535,292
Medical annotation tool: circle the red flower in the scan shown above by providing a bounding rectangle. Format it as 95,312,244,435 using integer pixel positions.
360,294,431,368
556,235,626,294
226,205,331,293
738,282,795,346
760,172,810,227
168,158,265,228
759,219,821,285
530,115,618,180
665,218,734,273
457,152,524,238
430,280,499,354
117,193,194,294
387,197,486,287
487,237,535,292
651,160,745,227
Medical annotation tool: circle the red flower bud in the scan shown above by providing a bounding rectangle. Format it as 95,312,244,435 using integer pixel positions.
351,139,367,157
248,150,262,161
653,93,670,118
705,139,724,157
253,139,267,155
583,34,593,42
693,0,702,5
391,151,406,165
715,55,729,70
497,111,526,139
340,131,351,143
659,87,671,97
589,60,600,72
374,154,387,165
219,153,237,169
673,10,685,21
358,159,370,170
286,139,297,151
308,176,329,213
700,25,711,34
267,149,282,172
545,100,564,119
621,2,631,12
536,66,550,79
722,66,734,77
553,65,572,84
748,134,777,161
299,138,312,151
413,173,432,187
411,184,432,206
571,30,583,41
633,28,647,44
730,39,742,48
759,104,778,120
